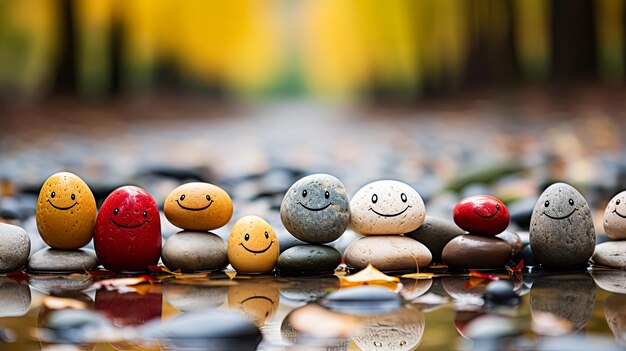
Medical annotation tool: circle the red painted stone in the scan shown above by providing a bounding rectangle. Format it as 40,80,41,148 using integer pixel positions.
94,186,161,272
453,195,510,235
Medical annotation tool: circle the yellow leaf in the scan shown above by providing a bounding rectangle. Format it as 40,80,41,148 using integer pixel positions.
339,264,400,287
401,272,441,279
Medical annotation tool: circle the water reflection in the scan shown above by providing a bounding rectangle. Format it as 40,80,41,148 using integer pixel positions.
29,276,93,294
279,276,340,307
228,279,279,326
352,307,425,351
606,294,626,345
281,304,354,350
95,288,162,327
0,277,31,317
399,279,432,302
591,271,626,294
163,281,228,312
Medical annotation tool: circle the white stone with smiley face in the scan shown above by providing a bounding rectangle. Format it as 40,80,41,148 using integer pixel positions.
604,190,626,239
349,180,425,235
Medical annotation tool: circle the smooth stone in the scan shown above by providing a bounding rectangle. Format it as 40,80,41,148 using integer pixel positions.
591,271,626,294
592,241,626,269
496,230,524,256
28,276,93,294
405,216,465,262
529,183,595,269
343,236,432,272
321,286,402,315
329,229,363,256
442,235,512,270
277,245,341,276
353,308,425,350
349,180,425,235
163,281,227,312
530,274,595,331
228,216,279,274
453,195,510,236
0,278,31,317
483,281,520,306
280,174,350,244
162,231,228,272
604,191,626,239
41,309,110,344
605,294,626,344
163,182,233,231
0,223,30,272
27,248,98,273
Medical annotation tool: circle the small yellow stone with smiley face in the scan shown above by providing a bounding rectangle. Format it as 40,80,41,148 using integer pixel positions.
36,172,97,249
164,182,234,231
228,216,279,274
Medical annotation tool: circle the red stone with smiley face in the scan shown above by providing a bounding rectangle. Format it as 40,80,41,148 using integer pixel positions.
453,195,510,236
94,186,161,272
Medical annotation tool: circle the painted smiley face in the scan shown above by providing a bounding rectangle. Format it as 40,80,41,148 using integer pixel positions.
453,195,510,235
227,216,279,274
228,281,279,326
604,191,626,239
36,172,97,249
164,182,233,231
349,180,425,235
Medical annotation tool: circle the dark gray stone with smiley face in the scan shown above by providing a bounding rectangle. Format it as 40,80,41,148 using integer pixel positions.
529,182,595,269
280,174,350,244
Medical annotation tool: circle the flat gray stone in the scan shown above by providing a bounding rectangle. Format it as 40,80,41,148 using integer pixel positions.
405,216,465,262
277,245,341,276
0,223,30,272
162,231,228,272
27,248,97,273
592,241,626,269
343,236,432,272
592,271,626,294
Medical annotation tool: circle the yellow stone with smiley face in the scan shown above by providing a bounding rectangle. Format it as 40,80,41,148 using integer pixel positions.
164,182,234,231
228,215,279,274
36,172,97,249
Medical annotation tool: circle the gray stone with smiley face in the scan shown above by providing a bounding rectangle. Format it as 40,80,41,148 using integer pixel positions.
604,190,626,239
280,174,350,244
529,182,595,269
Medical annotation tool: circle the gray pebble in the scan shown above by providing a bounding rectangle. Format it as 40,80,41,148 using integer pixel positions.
27,248,97,273
343,236,432,272
162,231,228,272
0,223,30,272
529,183,595,269
277,245,341,276
405,216,465,262
592,241,626,269
592,271,626,294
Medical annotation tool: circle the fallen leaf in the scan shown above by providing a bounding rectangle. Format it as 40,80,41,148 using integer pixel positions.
41,296,88,310
531,311,573,336
339,264,399,287
402,272,441,279
93,276,153,293
6,269,29,282
464,270,499,289
149,265,209,279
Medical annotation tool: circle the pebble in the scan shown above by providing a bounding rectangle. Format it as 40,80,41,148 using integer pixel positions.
36,172,97,250
28,276,93,294
163,282,228,312
40,309,111,344
228,216,279,274
343,236,432,272
27,248,98,273
228,280,279,326
162,231,228,272
0,278,31,317
353,308,425,350
0,223,30,272
95,289,162,327
164,182,233,231
592,241,626,269
280,174,350,244
483,280,520,306
442,235,512,270
276,245,341,276
405,216,465,262
321,286,403,315
605,293,626,344
591,271,626,294
530,274,595,331
94,186,162,273
529,183,595,269
453,195,510,235
603,191,626,239
496,230,524,256
349,180,425,235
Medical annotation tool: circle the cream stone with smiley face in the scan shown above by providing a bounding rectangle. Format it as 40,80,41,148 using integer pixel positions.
349,180,425,235
604,191,626,239
36,172,97,249
164,182,233,231
228,216,279,274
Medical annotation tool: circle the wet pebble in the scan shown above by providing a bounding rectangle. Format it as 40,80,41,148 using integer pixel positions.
592,241,626,269
0,223,30,272
496,230,524,256
453,195,510,236
277,245,341,276
343,236,432,272
442,235,512,270
604,190,626,239
321,286,402,315
162,231,228,272
405,216,465,262
483,280,520,306
27,248,98,273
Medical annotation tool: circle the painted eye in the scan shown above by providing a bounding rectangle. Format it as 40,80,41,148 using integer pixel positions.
617,199,621,205
179,194,185,201
264,231,269,239
302,190,307,198
143,211,147,217
244,234,250,241
71,194,76,201
325,191,330,199
544,200,549,207
400,193,407,202
113,208,119,215
496,204,500,210
372,194,378,204
206,195,211,201
374,341,383,347
569,198,574,206
51,191,56,198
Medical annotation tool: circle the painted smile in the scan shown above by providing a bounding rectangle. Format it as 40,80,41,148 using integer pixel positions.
543,208,577,220
47,199,78,211
240,241,273,254
369,205,412,217
176,199,213,211
298,202,332,212
475,208,499,219
109,218,148,229
241,295,275,305
613,209,626,219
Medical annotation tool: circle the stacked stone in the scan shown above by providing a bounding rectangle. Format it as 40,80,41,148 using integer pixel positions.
343,180,432,272
227,215,280,274
442,195,514,270
30,172,98,273
592,190,626,269
277,174,348,276
161,182,232,272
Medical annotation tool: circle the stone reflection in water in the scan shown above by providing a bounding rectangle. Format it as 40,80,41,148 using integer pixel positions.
454,310,485,339
352,307,425,351
399,278,432,301
591,271,626,294
279,276,340,306
0,277,30,317
530,274,595,331
606,294,626,344
281,304,357,350
442,276,489,300
29,276,93,294
228,279,279,326
163,281,228,312
95,288,162,327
